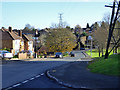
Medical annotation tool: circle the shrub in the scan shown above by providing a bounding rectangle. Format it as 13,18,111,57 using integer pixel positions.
3,48,10,52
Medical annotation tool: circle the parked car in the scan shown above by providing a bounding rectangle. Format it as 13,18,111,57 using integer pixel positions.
80,48,85,50
55,52,63,58
19,50,34,57
69,52,75,57
0,50,13,59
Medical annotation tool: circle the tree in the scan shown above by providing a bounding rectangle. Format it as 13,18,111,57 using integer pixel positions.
66,26,70,29
92,21,108,57
75,24,82,35
74,25,84,49
103,12,111,25
50,22,68,29
45,28,76,52
112,20,120,53
23,24,35,31
86,23,90,28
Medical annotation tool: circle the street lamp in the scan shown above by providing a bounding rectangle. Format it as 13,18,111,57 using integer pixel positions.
88,35,93,57
35,30,38,58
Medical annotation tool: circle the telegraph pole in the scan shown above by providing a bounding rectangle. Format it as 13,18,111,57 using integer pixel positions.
104,0,120,59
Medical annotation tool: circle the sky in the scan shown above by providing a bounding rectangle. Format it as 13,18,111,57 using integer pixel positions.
1,0,113,29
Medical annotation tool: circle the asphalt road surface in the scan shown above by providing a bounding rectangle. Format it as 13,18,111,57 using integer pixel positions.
15,73,68,88
2,50,85,89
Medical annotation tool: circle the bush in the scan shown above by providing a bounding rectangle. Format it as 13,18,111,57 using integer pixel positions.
38,55,43,58
13,55,18,58
3,48,10,52
63,52,69,56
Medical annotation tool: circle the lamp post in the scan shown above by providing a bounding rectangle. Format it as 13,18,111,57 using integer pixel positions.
35,30,38,58
88,35,93,57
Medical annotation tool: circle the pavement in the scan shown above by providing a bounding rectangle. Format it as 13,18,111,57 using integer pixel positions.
46,54,120,89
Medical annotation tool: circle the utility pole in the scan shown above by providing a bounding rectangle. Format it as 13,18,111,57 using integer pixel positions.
58,13,63,28
104,0,120,59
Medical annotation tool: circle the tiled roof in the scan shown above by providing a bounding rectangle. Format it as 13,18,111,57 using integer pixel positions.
0,30,13,40
22,34,33,41
13,30,33,41
8,31,23,40
0,29,23,40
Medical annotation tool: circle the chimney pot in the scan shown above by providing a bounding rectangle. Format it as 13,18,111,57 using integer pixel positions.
19,30,22,37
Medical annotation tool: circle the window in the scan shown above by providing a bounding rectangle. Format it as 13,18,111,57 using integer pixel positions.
21,41,24,45
29,41,32,44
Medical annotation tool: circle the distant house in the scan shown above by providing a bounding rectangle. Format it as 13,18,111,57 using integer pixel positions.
0,27,34,55
22,34,34,51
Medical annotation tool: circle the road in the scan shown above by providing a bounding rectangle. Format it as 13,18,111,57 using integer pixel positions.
2,50,85,89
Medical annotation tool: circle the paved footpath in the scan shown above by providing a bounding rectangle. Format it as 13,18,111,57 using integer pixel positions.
47,61,120,89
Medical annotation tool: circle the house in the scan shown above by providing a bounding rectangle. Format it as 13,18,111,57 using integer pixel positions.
0,27,34,55
22,34,34,51
13,30,34,52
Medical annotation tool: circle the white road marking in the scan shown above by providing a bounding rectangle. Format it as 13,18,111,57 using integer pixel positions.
12,83,21,87
41,73,44,76
5,87,13,90
29,77,35,80
35,75,40,78
22,80,29,84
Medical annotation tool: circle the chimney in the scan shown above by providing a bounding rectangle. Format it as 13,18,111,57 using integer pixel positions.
9,26,12,32
18,30,22,37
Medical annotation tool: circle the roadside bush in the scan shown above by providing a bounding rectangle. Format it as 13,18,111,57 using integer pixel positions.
13,55,18,58
63,52,69,56
38,55,43,58
3,48,10,52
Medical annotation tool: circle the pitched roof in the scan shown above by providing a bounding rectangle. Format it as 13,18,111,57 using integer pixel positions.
0,29,23,40
0,30,13,40
8,31,23,40
22,34,33,41
13,30,33,41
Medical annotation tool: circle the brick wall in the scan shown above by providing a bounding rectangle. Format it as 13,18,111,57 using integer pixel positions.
2,40,13,49
18,53,27,59
24,41,28,50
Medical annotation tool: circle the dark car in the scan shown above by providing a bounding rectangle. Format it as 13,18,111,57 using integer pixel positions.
80,48,85,50
69,52,75,57
55,52,63,58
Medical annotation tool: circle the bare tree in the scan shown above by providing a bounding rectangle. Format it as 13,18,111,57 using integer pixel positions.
103,12,111,25
92,21,108,57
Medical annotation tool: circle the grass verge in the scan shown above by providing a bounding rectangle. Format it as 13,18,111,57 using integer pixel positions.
88,54,120,76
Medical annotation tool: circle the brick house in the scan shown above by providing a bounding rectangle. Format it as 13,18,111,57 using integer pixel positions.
0,27,34,55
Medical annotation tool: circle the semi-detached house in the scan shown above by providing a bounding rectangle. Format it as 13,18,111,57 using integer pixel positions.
0,27,34,55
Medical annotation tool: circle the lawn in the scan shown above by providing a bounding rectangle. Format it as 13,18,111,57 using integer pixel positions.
87,54,120,76
85,49,119,58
